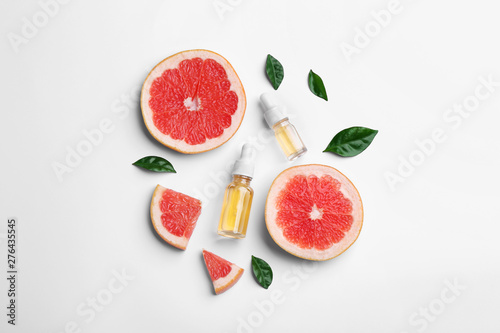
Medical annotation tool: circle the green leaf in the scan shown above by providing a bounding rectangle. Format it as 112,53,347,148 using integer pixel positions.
324,127,378,157
308,70,328,101
132,156,176,173
265,54,284,90
251,255,273,289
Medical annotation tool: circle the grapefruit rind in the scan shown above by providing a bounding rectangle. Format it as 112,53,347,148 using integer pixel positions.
150,185,201,250
202,249,244,295
265,164,363,261
213,263,243,295
141,49,246,154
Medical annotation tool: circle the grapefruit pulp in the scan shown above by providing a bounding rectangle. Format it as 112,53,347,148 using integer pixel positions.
265,164,363,261
150,185,202,250
202,249,243,295
141,49,246,154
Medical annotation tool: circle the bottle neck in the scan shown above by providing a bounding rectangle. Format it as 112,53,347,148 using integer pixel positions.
232,174,252,185
264,105,287,128
272,118,290,129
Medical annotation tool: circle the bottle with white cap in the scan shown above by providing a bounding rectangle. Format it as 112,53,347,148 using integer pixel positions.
217,144,256,239
260,92,307,160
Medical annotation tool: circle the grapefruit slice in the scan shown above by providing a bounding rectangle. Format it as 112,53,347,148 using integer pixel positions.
202,249,243,295
150,185,202,250
265,164,363,261
141,49,246,154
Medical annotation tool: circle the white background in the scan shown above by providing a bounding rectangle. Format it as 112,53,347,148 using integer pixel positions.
1,0,500,332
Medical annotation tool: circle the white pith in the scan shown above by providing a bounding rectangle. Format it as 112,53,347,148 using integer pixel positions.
265,165,363,261
141,50,246,154
212,264,244,294
184,96,200,111
310,204,323,220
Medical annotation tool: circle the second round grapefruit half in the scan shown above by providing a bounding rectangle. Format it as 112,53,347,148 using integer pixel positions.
141,49,246,154
265,164,363,261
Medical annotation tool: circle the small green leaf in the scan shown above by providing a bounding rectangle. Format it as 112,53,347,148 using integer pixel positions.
251,255,273,289
324,127,378,157
266,54,284,90
308,70,328,101
132,156,176,173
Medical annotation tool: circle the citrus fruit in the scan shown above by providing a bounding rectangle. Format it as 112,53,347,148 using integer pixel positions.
202,249,243,295
265,164,363,261
141,49,246,154
150,185,202,250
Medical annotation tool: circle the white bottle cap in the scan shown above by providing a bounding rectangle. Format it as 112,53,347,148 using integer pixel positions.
260,92,287,128
232,143,256,178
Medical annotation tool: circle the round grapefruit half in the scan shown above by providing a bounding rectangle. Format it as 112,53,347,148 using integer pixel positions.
150,185,202,250
141,49,246,154
202,249,243,295
265,164,363,261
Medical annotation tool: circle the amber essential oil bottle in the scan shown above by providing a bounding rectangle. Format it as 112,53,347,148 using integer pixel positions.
217,144,256,239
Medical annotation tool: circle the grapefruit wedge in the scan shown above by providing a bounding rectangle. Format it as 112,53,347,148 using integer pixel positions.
202,249,243,295
150,185,202,250
265,164,363,261
141,49,246,154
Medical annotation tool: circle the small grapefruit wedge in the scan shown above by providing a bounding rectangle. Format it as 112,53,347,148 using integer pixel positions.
141,49,246,154
265,164,363,261
202,249,243,295
150,185,202,250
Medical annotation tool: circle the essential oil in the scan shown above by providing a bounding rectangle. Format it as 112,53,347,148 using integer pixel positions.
217,144,255,239
260,93,307,160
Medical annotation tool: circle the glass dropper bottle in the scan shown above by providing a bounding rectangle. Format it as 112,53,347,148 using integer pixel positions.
217,144,256,239
260,93,307,161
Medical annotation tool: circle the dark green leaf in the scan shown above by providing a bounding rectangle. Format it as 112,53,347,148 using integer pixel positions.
132,156,176,173
251,255,273,289
308,70,328,101
324,127,378,157
265,54,284,90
